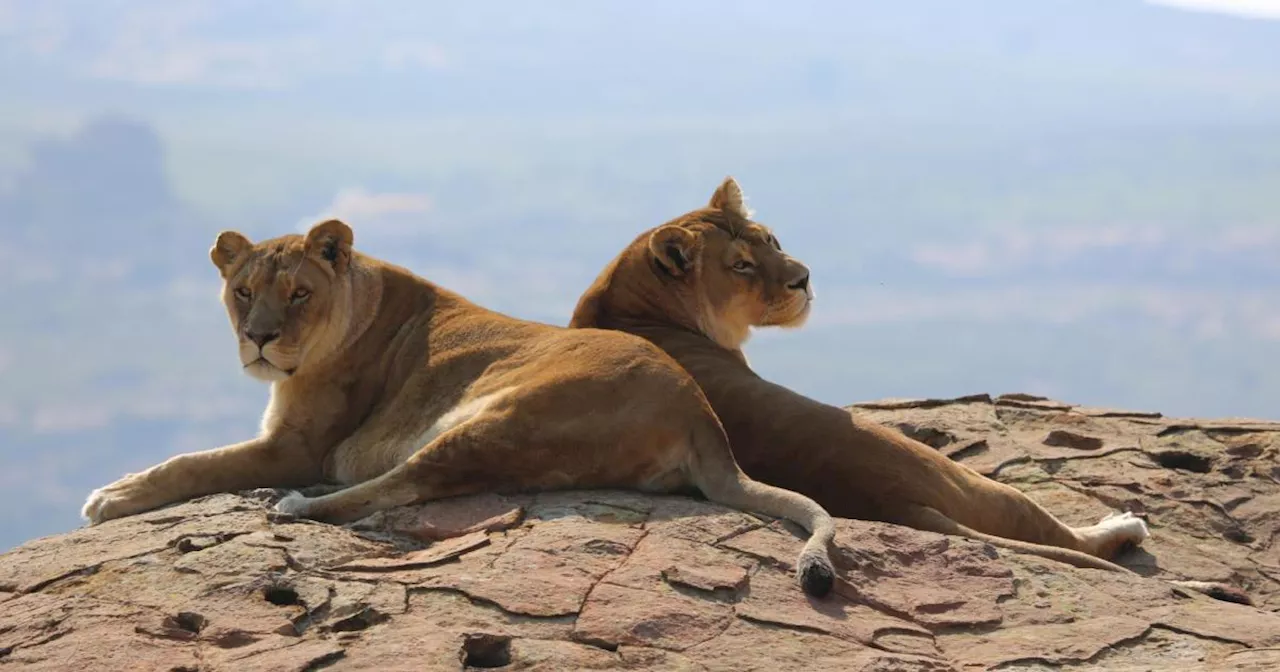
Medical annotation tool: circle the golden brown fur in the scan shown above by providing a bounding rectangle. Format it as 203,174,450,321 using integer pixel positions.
573,177,1183,576
81,218,838,597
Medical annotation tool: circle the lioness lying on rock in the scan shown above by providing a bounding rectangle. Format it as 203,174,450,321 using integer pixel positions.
570,177,1248,603
81,218,837,597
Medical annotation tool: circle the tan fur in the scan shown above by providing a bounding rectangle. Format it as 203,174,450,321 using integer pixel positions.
574,177,1256,606
80,218,839,597
571,177,1160,574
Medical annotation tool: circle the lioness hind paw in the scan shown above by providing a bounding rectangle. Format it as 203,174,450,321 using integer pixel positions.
798,552,835,598
1095,510,1150,544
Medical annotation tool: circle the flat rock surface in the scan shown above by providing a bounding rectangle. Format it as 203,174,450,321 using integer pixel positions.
3,393,1280,670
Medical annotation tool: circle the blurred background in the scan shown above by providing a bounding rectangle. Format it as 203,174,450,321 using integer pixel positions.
2,0,1279,548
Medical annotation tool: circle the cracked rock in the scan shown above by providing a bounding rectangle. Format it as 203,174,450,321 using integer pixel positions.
4,394,1280,669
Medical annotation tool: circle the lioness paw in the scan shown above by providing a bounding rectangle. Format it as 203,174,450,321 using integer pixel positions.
81,486,110,524
1083,510,1150,559
273,491,316,518
1096,510,1150,544
81,473,154,525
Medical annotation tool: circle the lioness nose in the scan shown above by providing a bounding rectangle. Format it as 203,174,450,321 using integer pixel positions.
245,329,280,348
787,273,810,292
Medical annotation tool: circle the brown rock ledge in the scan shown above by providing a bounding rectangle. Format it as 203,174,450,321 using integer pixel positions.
3,394,1280,671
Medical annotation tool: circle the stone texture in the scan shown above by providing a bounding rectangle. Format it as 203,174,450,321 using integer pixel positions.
3,394,1280,669
353,492,527,542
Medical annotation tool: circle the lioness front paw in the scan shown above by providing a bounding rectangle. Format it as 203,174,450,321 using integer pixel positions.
81,472,161,524
272,491,316,518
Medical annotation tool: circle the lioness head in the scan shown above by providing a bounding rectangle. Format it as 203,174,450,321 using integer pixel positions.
576,177,813,351
209,219,358,382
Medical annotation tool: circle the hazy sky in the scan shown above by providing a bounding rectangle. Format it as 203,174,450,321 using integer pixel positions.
1150,0,1280,19
1,0,1279,548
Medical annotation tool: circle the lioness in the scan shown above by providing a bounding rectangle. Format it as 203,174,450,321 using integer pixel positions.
570,177,1246,601
81,219,837,597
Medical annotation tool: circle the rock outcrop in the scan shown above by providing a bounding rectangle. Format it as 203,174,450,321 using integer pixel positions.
4,393,1280,671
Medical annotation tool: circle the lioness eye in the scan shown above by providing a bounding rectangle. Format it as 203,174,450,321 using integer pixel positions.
234,287,252,300
732,260,755,272
291,288,311,302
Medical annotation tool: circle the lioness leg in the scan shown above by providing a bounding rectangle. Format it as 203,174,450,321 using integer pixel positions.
944,477,1150,559
895,504,1130,572
899,471,1150,569
83,437,320,524
897,501,1250,603
273,418,509,524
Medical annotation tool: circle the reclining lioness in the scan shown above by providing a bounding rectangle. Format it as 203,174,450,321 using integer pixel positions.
571,177,1235,589
81,218,837,597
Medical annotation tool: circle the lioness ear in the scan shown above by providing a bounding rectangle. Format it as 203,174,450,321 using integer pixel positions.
647,225,699,277
304,219,354,274
210,230,252,277
708,176,752,219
